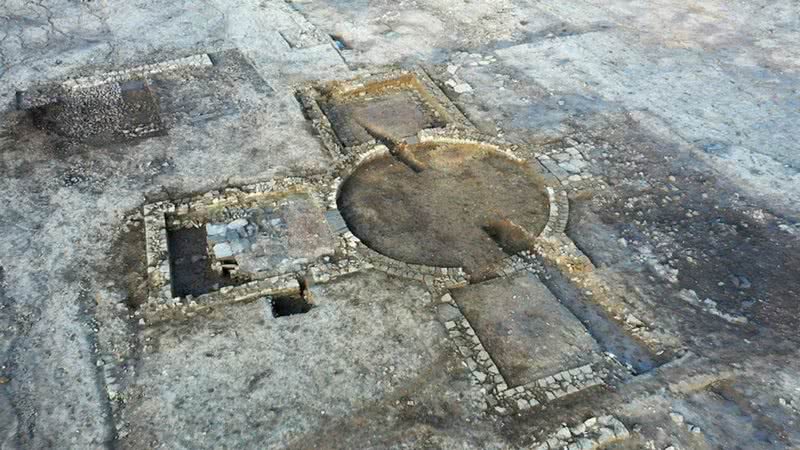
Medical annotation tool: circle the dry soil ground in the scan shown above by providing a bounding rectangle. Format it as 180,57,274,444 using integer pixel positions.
1,0,799,449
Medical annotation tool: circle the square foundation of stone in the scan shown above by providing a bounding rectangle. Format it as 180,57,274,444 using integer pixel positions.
319,88,445,147
17,51,273,144
299,68,472,155
451,272,600,387
145,184,337,311
200,193,335,278
166,192,335,286
23,80,164,143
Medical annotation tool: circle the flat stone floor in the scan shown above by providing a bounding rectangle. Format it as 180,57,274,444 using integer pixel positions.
1,0,799,449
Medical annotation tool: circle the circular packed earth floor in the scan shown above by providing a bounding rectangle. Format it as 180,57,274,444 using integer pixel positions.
338,141,550,276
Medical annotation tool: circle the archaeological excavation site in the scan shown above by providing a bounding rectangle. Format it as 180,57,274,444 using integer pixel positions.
1,0,799,449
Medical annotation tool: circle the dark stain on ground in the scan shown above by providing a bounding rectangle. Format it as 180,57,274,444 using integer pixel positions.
709,381,785,445
338,142,550,275
567,119,800,342
99,217,149,309
166,226,239,298
0,110,70,160
534,260,663,373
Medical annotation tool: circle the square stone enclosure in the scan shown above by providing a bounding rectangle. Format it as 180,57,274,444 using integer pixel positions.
15,52,275,144
143,180,335,318
21,79,164,144
452,272,601,387
297,68,473,158
16,54,216,143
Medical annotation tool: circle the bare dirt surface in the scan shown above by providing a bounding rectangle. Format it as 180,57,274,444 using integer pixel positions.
339,142,550,274
1,0,799,448
321,90,445,146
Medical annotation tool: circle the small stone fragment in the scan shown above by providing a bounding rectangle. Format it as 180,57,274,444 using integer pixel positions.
453,82,473,93
571,422,586,435
227,218,248,230
229,239,245,254
213,242,233,258
206,223,226,236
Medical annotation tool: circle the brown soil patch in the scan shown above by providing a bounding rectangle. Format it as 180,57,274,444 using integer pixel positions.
338,142,550,275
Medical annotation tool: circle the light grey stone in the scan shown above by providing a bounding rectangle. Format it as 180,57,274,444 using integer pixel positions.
437,303,462,322
555,426,572,440
206,223,227,236
571,423,586,435
453,82,473,93
213,243,233,258
228,218,249,229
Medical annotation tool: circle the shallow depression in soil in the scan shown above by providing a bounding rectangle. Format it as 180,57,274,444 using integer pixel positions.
337,141,550,274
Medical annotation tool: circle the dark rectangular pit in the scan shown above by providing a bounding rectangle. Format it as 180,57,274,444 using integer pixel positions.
271,294,312,317
166,226,239,298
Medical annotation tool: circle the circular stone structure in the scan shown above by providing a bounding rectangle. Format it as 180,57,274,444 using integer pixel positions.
337,139,551,276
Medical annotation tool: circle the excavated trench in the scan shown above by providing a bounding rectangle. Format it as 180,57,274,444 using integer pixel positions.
337,141,551,276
